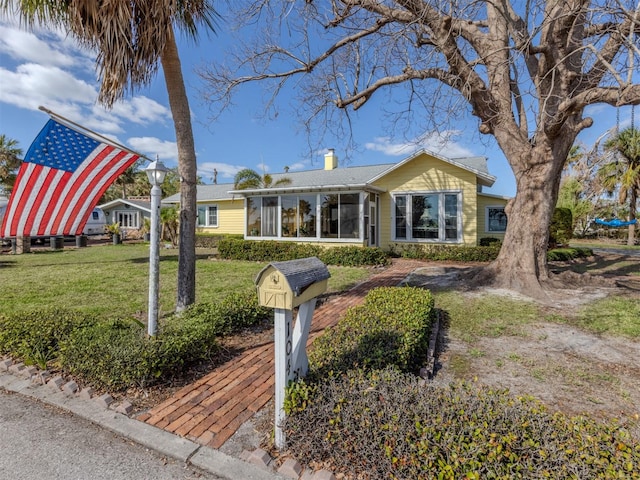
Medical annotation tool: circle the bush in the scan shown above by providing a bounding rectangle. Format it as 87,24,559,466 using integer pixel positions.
195,233,243,248
479,236,502,246
550,207,573,247
217,239,390,266
390,243,500,262
547,247,593,261
218,239,323,262
0,309,96,369
59,314,221,390
181,290,271,336
285,368,640,480
308,287,434,378
318,245,389,266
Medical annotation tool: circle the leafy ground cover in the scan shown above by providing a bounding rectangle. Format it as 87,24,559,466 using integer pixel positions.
404,250,640,442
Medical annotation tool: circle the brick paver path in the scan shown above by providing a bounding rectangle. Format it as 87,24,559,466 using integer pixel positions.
137,258,424,449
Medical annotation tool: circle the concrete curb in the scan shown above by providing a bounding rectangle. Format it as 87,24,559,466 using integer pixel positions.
0,372,284,480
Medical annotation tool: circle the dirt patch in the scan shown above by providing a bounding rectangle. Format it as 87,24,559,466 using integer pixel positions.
404,253,640,438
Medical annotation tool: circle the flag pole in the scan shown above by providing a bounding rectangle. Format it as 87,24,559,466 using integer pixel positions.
38,105,152,161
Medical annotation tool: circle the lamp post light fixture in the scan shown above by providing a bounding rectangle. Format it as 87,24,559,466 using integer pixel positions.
144,158,169,336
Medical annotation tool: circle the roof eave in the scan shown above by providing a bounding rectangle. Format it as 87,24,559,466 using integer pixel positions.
228,183,385,196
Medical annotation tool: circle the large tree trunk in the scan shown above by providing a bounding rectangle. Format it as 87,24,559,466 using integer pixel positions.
161,25,197,311
480,141,567,298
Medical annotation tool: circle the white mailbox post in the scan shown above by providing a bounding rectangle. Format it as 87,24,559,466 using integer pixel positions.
255,257,330,449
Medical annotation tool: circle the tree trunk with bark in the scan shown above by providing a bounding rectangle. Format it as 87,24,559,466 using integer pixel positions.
161,25,197,310
479,129,573,298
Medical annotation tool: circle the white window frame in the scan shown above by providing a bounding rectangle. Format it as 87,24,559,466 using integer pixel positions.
392,191,463,243
485,206,507,233
198,204,219,228
114,210,140,229
244,192,365,243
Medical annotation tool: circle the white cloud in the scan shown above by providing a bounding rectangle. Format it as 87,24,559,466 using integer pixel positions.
197,162,246,183
0,25,75,67
128,137,178,164
0,19,175,155
0,63,97,110
110,96,171,126
285,161,308,172
365,130,474,158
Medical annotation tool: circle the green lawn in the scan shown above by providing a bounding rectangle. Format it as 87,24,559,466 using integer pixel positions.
0,243,371,318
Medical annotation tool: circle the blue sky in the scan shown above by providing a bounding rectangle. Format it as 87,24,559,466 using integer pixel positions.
0,10,635,199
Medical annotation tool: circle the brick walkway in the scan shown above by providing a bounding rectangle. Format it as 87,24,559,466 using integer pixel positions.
137,258,424,449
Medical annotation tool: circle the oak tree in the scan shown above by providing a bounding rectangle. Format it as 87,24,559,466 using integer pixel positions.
201,0,640,297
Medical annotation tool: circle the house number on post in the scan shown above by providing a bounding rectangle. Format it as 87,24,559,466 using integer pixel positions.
255,257,330,450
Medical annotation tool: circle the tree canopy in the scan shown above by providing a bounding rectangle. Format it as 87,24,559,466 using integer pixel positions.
201,0,640,296
4,0,218,309
0,134,22,195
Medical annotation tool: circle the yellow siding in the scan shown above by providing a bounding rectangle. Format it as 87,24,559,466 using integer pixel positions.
196,199,245,235
476,194,509,243
372,152,479,248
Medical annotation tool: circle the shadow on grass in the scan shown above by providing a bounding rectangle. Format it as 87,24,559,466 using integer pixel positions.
550,252,640,277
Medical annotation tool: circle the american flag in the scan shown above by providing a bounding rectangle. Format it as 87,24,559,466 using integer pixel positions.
1,118,140,238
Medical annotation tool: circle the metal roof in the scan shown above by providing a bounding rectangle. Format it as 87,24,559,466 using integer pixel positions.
162,150,496,202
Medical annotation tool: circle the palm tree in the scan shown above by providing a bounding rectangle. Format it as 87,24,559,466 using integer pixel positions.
233,168,292,190
0,134,23,195
600,127,640,246
4,1,217,310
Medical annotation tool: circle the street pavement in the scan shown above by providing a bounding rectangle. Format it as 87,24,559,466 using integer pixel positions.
0,389,218,480
0,372,284,480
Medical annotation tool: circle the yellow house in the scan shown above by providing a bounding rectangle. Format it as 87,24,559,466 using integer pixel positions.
162,149,509,248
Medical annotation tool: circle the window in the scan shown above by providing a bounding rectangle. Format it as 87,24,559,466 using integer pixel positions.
281,195,317,237
321,193,360,239
247,196,278,237
393,192,461,242
486,206,507,232
246,192,362,241
197,205,218,227
115,211,139,228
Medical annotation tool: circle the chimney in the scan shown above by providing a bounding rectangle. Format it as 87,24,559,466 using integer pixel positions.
324,149,338,170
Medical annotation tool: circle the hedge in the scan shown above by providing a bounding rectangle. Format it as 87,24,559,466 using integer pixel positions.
285,368,640,480
217,239,390,266
0,289,270,391
0,308,96,369
308,286,435,378
390,243,501,262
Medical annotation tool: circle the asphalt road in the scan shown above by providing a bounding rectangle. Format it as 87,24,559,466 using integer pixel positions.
0,390,219,480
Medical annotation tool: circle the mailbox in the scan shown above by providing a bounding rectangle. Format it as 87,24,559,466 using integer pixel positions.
255,256,330,310
255,256,331,450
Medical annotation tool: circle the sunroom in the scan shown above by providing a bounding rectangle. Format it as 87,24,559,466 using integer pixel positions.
230,188,383,246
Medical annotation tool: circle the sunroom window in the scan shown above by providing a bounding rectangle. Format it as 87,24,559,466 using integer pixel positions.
320,193,359,239
393,192,461,242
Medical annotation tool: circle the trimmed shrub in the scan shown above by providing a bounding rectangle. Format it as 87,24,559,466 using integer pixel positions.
59,319,154,390
479,236,502,246
550,207,573,247
309,286,434,377
547,247,593,261
59,315,221,390
0,308,96,369
218,239,323,262
217,238,390,266
390,243,500,262
195,233,243,248
181,290,271,336
285,368,640,480
318,245,389,266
